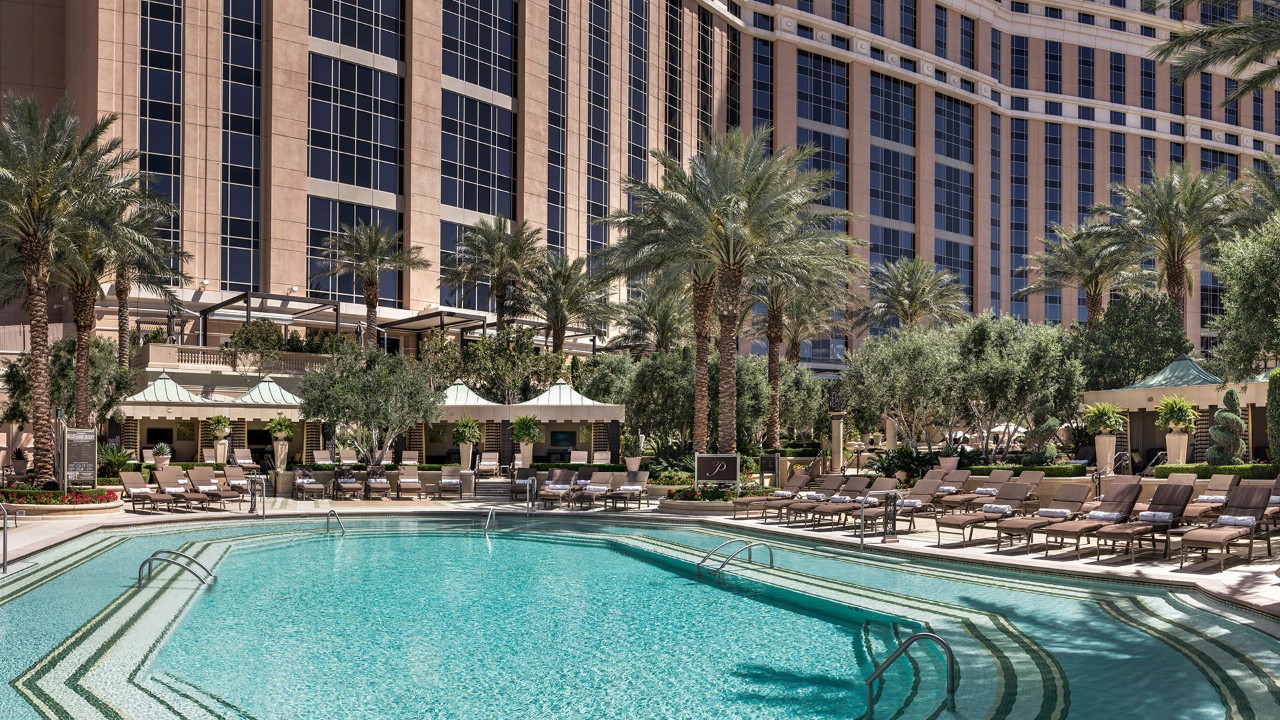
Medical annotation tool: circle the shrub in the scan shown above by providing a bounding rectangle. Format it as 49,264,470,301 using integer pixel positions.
1155,395,1199,433
207,415,232,433
1205,390,1246,466
651,471,693,485
510,415,542,446
1154,463,1277,480
264,413,294,439
965,464,1085,478
1083,402,1126,435
453,416,482,445
0,488,118,505
866,448,935,479
96,442,135,477
1269,369,1280,461
151,443,172,458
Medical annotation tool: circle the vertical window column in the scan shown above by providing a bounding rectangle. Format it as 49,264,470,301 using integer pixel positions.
140,0,183,278
587,0,611,256
990,113,1002,312
1010,118,1029,320
752,38,773,143
627,0,649,202
664,0,684,157
221,0,261,291
697,7,714,137
547,0,568,252
934,94,975,311
868,73,917,275
1043,123,1062,324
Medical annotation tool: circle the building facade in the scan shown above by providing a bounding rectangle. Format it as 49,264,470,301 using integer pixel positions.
0,0,1269,360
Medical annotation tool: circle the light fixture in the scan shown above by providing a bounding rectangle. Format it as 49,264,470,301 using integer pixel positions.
288,286,299,294
199,279,210,287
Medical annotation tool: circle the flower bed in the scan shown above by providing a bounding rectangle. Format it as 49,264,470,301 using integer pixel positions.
1,488,119,505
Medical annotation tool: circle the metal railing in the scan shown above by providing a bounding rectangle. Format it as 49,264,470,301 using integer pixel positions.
709,541,774,577
137,550,216,586
864,632,958,717
483,508,497,532
0,504,9,574
696,539,775,576
325,509,346,534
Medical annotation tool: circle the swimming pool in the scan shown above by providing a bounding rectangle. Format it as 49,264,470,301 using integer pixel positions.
2,516,1279,719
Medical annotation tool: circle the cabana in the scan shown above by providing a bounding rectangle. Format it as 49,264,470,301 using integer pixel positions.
514,380,625,463
411,380,508,464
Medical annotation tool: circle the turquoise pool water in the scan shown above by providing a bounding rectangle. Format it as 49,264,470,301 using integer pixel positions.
2,517,1279,719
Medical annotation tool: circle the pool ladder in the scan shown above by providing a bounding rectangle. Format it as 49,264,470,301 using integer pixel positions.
137,549,216,586
325,509,346,535
695,539,775,577
482,508,497,532
864,632,958,717
0,503,11,574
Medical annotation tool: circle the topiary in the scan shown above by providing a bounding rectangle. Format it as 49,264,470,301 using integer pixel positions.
1268,369,1280,462
1206,389,1247,466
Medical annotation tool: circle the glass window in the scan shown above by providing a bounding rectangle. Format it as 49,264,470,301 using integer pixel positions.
990,29,1001,82
547,0,568,250
869,146,916,223
870,225,915,268
440,90,515,216
221,0,262,292
797,128,849,210
934,6,947,59
1045,41,1062,95
1109,52,1126,105
439,220,491,311
307,196,402,307
308,53,403,194
796,50,850,128
313,0,403,61
140,0,183,281
871,0,884,36
960,15,975,69
900,0,916,47
1077,127,1094,220
587,0,611,253
1010,118,1029,320
870,72,916,146
934,164,974,236
753,39,773,140
665,0,684,157
1200,148,1239,180
1078,46,1094,100
934,94,974,164
1011,36,1028,90
935,239,973,310
1141,58,1156,110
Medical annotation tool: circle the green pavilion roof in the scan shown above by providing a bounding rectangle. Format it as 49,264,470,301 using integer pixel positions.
123,372,206,404
231,376,301,406
443,379,496,406
1122,354,1222,390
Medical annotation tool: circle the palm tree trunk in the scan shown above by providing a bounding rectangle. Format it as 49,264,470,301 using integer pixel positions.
71,284,98,428
493,277,506,332
552,328,565,354
785,337,801,364
115,271,131,368
364,281,379,349
765,306,784,450
716,265,745,453
22,253,55,484
691,279,715,453
1085,291,1105,327
1165,262,1188,336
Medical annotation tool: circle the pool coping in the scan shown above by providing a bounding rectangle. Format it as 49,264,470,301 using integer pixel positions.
6,505,1280,622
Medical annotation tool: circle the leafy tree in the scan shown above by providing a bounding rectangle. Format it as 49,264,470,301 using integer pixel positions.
1072,293,1193,391
578,353,634,404
2,337,132,426
778,362,828,442
625,350,695,447
413,328,462,393
317,221,430,346
1239,153,1280,227
1268,369,1280,462
839,327,959,449
1205,389,1247,466
460,326,561,404
1090,164,1246,331
299,347,444,465
0,94,137,482
440,217,543,331
1016,220,1150,323
526,253,614,354
1207,215,1280,381
852,257,970,331
221,318,285,376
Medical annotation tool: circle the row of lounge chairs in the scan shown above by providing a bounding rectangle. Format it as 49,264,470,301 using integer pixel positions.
531,468,651,510
294,466,451,500
121,467,252,512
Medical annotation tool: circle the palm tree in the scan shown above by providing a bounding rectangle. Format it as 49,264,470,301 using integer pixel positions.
607,279,692,356
440,216,543,332
1090,164,1245,329
1015,221,1149,324
112,200,186,368
0,94,135,483
1241,153,1280,227
320,221,430,346
606,126,851,452
1152,13,1280,105
781,291,848,364
852,257,971,331
526,253,614,354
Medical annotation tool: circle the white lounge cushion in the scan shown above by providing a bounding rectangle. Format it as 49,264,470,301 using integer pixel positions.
573,478,593,485
617,485,644,493
936,485,957,494
513,478,534,485
1086,510,1124,522
897,499,923,508
544,484,571,491
1137,511,1175,524
828,495,853,503
297,477,320,485
1036,508,1071,518
1196,495,1228,504
196,484,218,493
974,487,998,496
1270,496,1280,506
854,496,880,506
981,503,1012,514
770,490,794,498
440,479,462,487
1219,515,1257,527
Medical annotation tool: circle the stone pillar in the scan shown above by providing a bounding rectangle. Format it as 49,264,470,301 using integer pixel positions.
884,418,899,450
1095,434,1118,476
830,412,845,473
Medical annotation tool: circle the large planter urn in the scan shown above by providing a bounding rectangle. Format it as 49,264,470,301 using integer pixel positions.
459,442,474,471
214,435,230,465
625,456,642,472
1165,431,1189,465
273,439,290,471
154,455,171,470
520,442,534,468
1095,433,1118,476
938,457,960,471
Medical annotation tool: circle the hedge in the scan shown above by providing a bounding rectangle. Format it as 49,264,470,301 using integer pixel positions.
965,465,1086,478
531,463,628,472
1153,463,1278,479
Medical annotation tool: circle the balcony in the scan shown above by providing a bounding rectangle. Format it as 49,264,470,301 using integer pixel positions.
133,343,332,376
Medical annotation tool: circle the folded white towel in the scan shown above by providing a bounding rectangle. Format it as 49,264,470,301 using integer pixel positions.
936,485,957,494
771,490,794,498
1219,515,1257,527
1270,496,1280,506
440,479,461,486
162,486,185,494
1196,495,1227,503
1037,508,1071,518
828,495,853,503
1137,511,1174,523
297,477,320,485
617,485,644,492
315,461,334,466
854,496,880,506
227,479,248,487
513,478,533,485
1087,510,1124,522
584,485,609,493
981,503,1012,514
897,499,923,508
196,484,218,493
544,484,570,491
974,487,998,496
573,478,592,485
799,492,827,501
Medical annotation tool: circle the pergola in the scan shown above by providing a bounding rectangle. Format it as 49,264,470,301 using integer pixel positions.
198,292,341,346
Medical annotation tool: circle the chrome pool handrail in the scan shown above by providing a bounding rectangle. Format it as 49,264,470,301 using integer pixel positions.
864,632,958,716
137,556,215,586
483,508,497,532
711,541,775,576
146,549,214,580
325,509,346,535
696,539,750,573
0,503,8,574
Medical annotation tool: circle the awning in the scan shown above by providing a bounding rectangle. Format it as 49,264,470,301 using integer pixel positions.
121,372,303,421
439,379,508,422
123,372,206,404
232,376,302,406
514,380,625,423
378,308,491,334
1121,354,1221,390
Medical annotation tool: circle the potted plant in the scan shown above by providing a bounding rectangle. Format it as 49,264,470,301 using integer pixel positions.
11,447,29,475
151,442,172,470
1083,402,1126,475
936,444,961,472
265,413,294,440
208,415,232,439
453,416,482,470
510,415,542,468
1155,394,1199,464
622,432,642,472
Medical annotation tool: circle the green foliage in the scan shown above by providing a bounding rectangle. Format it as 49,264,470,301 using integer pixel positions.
1073,293,1193,391
452,416,482,445
708,354,769,451
1208,215,1280,381
1153,463,1277,480
1155,395,1200,433
1083,402,1127,435
510,415,542,446
853,257,971,330
840,327,959,449
207,415,231,433
866,448,936,480
264,413,294,439
413,329,462,392
1270,369,1280,462
300,347,445,465
151,442,172,457
579,353,634,404
625,350,695,446
1,337,132,425
621,432,642,457
965,465,1085,478
96,442,134,477
1205,389,1247,466
221,318,284,371
778,362,828,442
460,327,561,404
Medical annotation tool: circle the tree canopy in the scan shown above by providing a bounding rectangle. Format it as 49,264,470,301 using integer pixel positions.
1208,215,1280,382
1073,293,1193,391
460,326,562,404
2,337,132,426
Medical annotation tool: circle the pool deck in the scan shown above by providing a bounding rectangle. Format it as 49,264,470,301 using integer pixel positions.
6,496,1280,619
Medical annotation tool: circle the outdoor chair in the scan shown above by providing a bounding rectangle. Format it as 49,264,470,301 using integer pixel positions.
232,448,261,474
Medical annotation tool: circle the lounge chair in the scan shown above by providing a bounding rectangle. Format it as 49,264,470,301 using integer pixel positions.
1260,475,1280,529
474,452,499,477
510,468,538,501
365,467,392,499
793,477,870,527
1180,486,1273,570
783,476,865,525
153,467,212,511
232,448,261,474
201,447,217,464
439,466,463,499
312,449,335,466
1134,472,1197,514
890,478,945,532
337,449,358,467
1182,474,1242,523
1016,470,1046,506
1094,483,1196,561
332,467,364,500
397,466,423,499
571,480,612,510
824,477,900,532
939,469,1012,513
994,484,1093,551
120,471,175,513
400,450,419,466
762,474,848,523
537,468,576,508
733,473,810,518
1040,482,1143,559
222,465,251,494
1080,475,1141,513
569,449,589,465
935,469,972,498
187,465,241,509
935,482,1032,546
293,468,326,500
604,471,651,510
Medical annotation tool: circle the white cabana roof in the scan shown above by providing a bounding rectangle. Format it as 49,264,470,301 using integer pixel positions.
123,372,206,405
443,379,496,406
233,376,302,406
516,380,624,423
439,380,507,422
121,372,302,421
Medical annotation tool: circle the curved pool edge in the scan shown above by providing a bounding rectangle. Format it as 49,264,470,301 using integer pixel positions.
6,505,1279,622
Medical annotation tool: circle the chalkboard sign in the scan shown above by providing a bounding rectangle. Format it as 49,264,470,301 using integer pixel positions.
694,454,740,488
64,428,97,487
758,453,779,474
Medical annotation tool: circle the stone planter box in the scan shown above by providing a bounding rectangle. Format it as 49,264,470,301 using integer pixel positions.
648,484,689,499
657,499,734,516
2,499,123,519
